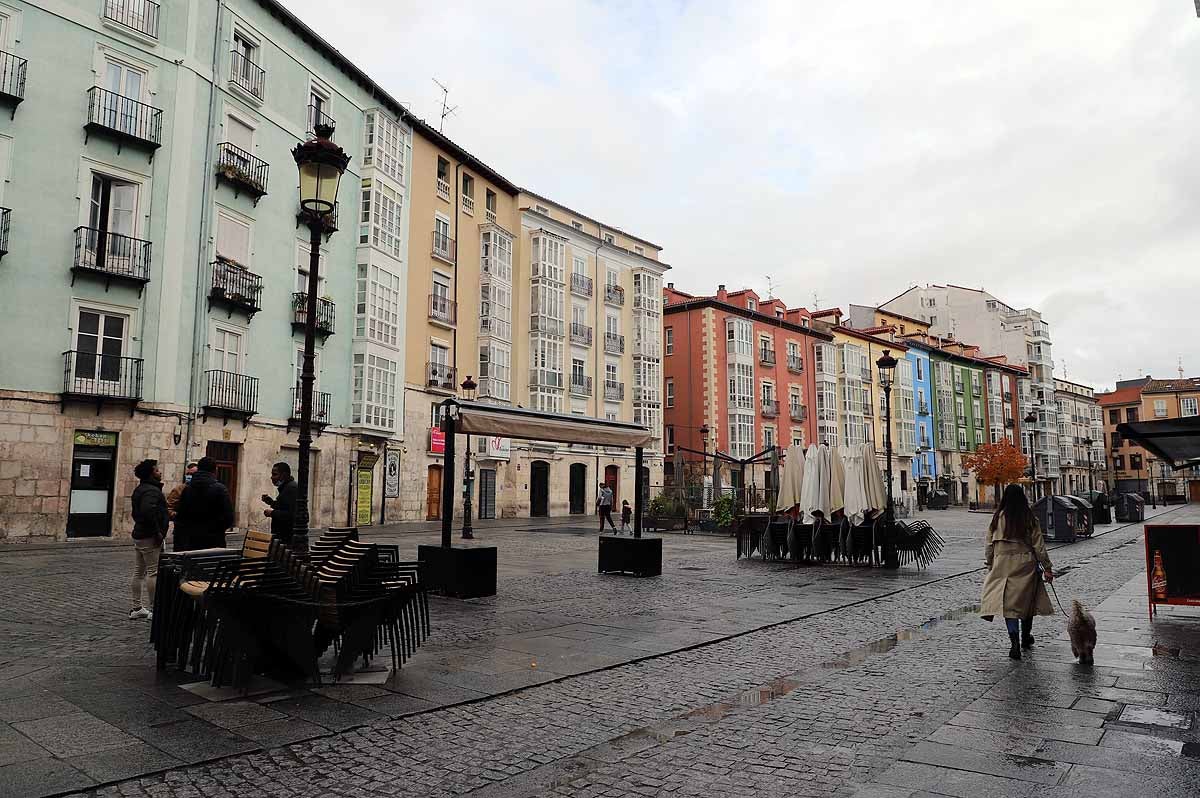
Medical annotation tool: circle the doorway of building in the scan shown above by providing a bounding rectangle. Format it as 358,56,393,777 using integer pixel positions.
478,468,496,519
426,465,442,520
67,432,118,537
205,441,240,509
530,460,550,517
604,464,620,504
569,463,587,514
641,466,651,506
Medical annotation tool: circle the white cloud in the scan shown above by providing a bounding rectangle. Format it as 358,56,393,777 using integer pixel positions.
284,0,1200,389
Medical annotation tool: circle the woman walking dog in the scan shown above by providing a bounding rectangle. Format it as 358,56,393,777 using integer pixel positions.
980,484,1054,660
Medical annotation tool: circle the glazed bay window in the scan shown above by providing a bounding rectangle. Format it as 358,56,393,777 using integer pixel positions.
728,415,754,459
359,179,402,258
530,283,565,335
478,342,511,402
479,281,511,339
481,229,512,282
726,318,752,358
352,352,397,430
354,263,400,346
728,362,753,411
362,111,405,184
531,234,565,281
1183,397,1198,417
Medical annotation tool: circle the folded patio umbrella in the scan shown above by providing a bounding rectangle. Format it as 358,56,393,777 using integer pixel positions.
841,447,869,527
776,444,805,512
802,444,832,520
863,442,888,514
830,444,846,514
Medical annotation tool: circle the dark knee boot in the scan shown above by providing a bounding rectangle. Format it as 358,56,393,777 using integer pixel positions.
1008,630,1022,660
1021,617,1034,649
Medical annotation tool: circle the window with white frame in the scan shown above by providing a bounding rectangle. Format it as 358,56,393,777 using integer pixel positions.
956,397,965,422
605,267,619,287
789,386,802,415
605,362,619,387
534,337,563,374
666,425,675,453
1155,399,1167,418
572,255,586,277
763,425,775,449
606,313,619,336
295,241,326,294
478,342,510,401
664,327,674,355
728,416,754,459
355,263,400,346
728,362,753,411
352,352,397,429
571,304,587,328
209,325,243,373
726,318,752,357
481,229,512,282
359,179,402,257
571,358,585,385
815,342,837,376
480,281,512,340
429,342,449,369
88,171,141,247
532,235,565,281
362,111,405,184
293,347,320,392
73,307,129,384
531,283,565,332
215,209,249,265
431,272,452,321
1182,397,1198,417
761,381,775,406
665,378,674,408
958,427,968,449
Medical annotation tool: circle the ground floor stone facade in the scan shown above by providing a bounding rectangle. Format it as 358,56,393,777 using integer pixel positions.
0,390,367,543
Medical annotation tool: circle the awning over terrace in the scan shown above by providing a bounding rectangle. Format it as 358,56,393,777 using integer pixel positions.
1117,416,1200,470
455,401,655,449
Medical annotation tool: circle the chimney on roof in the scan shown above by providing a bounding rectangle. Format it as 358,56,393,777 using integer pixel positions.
717,284,728,302
667,282,674,289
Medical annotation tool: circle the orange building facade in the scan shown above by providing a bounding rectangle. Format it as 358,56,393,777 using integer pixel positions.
662,285,832,485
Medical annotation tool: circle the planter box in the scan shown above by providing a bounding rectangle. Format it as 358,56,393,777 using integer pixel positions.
598,534,662,577
418,544,497,598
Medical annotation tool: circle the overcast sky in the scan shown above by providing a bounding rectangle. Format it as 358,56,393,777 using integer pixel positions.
287,0,1199,391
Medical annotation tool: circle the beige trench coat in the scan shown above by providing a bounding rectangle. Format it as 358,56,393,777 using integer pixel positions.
980,516,1054,620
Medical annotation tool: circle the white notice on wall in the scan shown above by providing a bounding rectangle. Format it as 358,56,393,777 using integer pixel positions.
79,464,91,477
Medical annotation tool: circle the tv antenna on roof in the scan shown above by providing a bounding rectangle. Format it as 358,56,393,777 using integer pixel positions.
1179,355,1185,379
432,78,458,133
812,291,820,310
765,275,775,300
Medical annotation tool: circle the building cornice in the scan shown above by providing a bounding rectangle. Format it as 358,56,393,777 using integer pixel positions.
522,209,670,273
664,298,833,340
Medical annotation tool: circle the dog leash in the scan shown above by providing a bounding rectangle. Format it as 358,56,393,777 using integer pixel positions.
1045,576,1070,618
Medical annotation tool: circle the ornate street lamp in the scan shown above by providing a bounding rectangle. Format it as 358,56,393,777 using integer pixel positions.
460,375,477,539
877,350,899,568
1082,437,1094,496
1024,408,1039,502
291,123,349,555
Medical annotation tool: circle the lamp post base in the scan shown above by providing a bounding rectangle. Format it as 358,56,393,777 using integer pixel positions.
598,534,662,577
418,544,497,598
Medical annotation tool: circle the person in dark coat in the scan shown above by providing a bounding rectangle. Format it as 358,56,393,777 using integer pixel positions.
130,459,168,620
173,456,235,551
262,461,298,544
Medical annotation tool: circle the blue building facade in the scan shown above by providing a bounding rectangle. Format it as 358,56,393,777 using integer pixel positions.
906,342,937,500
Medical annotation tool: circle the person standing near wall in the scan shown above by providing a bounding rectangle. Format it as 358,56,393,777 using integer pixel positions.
130,459,168,620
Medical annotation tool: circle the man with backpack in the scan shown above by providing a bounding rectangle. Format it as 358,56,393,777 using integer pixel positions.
130,459,168,620
173,456,235,551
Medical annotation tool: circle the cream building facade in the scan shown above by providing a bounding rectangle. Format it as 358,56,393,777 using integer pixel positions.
1053,378,1105,496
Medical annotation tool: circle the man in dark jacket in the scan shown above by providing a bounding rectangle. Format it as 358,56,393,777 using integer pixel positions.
261,461,298,544
173,456,235,551
130,459,168,620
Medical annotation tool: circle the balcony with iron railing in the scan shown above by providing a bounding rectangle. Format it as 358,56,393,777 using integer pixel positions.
306,103,335,136
604,283,624,306
72,227,152,288
85,86,162,150
971,383,981,397
209,259,262,317
790,405,808,423
569,375,592,397
426,362,457,390
436,177,450,201
529,369,564,389
604,381,625,401
604,332,625,355
761,399,779,418
759,348,776,366
531,315,565,336
289,386,331,428
0,49,27,108
104,0,160,38
787,355,803,373
570,322,592,346
954,380,964,393
428,294,456,327
292,293,335,337
62,351,143,406
432,230,455,263
230,50,265,100
216,142,269,200
570,272,593,297
0,207,9,258
203,369,259,419
918,402,930,415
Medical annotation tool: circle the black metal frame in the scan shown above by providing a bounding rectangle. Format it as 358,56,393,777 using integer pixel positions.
84,86,162,155
230,49,265,100
215,142,269,203
71,226,152,294
61,350,143,414
201,369,259,424
292,292,335,338
208,259,262,318
103,0,160,38
288,386,331,433
0,207,10,258
0,49,27,117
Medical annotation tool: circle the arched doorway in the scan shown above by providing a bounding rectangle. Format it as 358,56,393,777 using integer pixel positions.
426,465,443,520
530,460,550,517
604,464,620,504
569,463,587,514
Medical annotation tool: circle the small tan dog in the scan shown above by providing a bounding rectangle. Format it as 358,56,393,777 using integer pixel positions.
1068,600,1097,665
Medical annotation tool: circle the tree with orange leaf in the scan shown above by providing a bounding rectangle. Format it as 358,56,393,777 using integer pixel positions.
963,441,1028,507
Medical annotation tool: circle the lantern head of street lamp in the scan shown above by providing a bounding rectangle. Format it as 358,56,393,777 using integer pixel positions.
1024,410,1038,425
461,375,477,401
700,423,710,439
876,349,898,388
293,123,350,215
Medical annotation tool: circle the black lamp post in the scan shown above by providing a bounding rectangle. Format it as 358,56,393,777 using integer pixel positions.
1083,437,1094,495
877,350,899,569
291,123,349,555
460,375,477,539
1024,409,1039,502
699,423,710,504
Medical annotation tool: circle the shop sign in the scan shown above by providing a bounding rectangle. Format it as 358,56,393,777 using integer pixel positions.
383,450,400,498
356,469,373,526
429,427,445,454
73,430,117,447
483,436,510,460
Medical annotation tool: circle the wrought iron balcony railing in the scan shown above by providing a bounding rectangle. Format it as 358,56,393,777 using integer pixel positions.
72,227,151,285
104,0,160,38
203,370,259,417
428,294,456,325
604,332,625,355
85,86,162,149
432,230,455,262
571,273,593,297
292,293,335,336
0,49,27,106
570,376,593,397
790,405,808,423
209,259,262,315
761,399,779,418
570,322,592,346
63,351,143,403
216,143,269,199
604,283,624,306
306,103,335,136
231,50,265,99
426,362,456,390
604,381,625,401
290,387,331,426
759,349,776,366
787,355,803,373
0,207,9,258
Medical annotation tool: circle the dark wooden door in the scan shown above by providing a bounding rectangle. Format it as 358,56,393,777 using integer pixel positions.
569,463,587,514
426,465,442,520
530,461,549,517
205,441,240,509
604,464,619,504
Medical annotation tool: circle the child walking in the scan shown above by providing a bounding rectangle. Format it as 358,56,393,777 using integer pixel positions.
620,499,632,532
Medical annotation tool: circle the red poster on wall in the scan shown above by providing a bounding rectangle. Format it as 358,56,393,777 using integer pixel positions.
429,427,445,454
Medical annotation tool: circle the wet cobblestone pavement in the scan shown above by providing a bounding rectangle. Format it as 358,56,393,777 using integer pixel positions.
1,506,1197,797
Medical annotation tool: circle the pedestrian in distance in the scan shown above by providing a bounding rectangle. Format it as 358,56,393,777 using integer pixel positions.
166,461,198,521
130,458,168,620
620,499,632,532
173,456,235,551
261,461,298,544
980,483,1054,660
597,481,616,533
